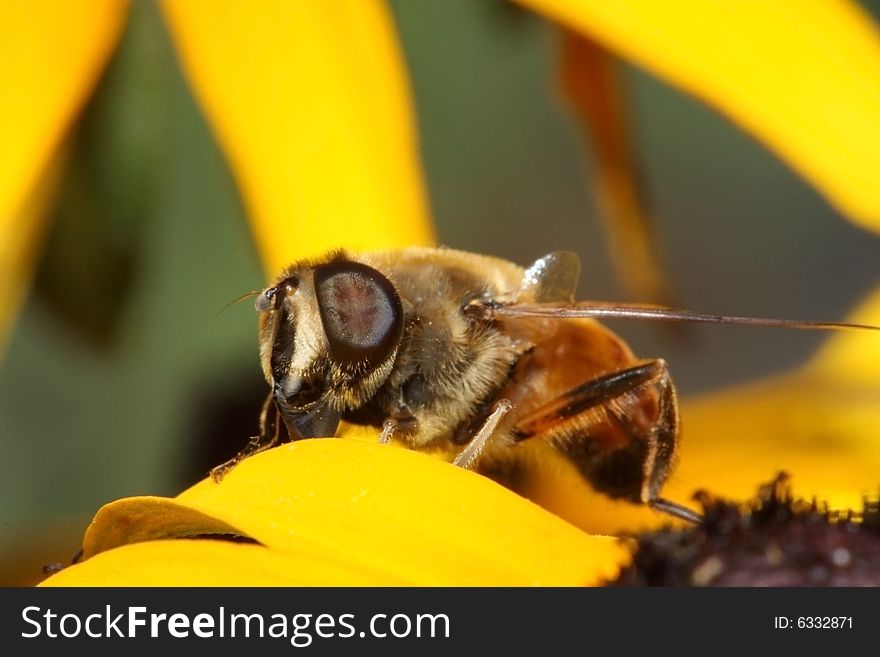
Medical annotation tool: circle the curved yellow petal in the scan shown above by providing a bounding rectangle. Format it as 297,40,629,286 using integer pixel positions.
178,439,628,585
63,439,628,586
0,0,128,351
80,496,247,560
160,0,434,275
41,539,412,586
519,0,880,231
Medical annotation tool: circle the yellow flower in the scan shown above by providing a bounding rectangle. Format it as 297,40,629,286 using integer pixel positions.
5,0,879,585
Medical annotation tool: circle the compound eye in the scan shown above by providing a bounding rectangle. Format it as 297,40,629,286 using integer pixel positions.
314,261,403,366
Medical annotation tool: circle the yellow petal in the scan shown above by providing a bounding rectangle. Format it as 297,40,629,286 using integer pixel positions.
41,539,412,586
80,496,247,560
345,426,682,536
175,440,629,585
673,371,880,511
54,439,627,586
0,0,128,351
519,0,880,231
160,0,434,275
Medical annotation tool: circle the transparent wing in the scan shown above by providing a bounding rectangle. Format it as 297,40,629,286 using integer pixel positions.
519,251,582,303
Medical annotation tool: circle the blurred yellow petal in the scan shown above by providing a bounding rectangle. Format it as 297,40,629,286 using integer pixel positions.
515,462,692,537
0,0,128,351
665,287,880,511
49,439,628,586
160,0,434,275
673,372,880,511
519,0,880,231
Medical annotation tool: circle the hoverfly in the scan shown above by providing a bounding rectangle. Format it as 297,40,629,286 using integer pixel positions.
212,247,878,525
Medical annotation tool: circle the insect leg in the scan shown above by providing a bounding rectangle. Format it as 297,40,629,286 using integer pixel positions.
209,390,281,482
513,359,669,439
512,360,702,524
649,497,703,525
453,399,513,470
378,418,397,444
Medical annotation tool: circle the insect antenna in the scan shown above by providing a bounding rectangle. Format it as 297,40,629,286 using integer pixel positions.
481,300,880,332
216,290,261,317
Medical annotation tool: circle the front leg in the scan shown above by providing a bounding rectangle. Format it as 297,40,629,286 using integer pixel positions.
210,390,281,482
453,399,513,469
375,401,513,472
375,414,419,445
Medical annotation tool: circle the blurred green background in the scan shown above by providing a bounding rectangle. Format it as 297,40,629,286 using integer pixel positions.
3,0,880,583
